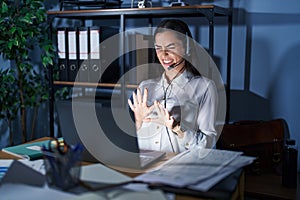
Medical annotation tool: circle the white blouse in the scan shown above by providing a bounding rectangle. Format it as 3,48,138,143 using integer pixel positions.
137,69,218,153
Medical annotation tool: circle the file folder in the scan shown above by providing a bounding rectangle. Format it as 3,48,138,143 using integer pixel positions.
99,26,120,83
67,27,78,82
78,27,89,82
88,26,101,83
57,27,68,81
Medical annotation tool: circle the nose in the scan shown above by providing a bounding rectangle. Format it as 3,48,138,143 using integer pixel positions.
161,49,169,56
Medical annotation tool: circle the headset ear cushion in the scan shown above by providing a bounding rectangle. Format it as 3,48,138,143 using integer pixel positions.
185,32,190,56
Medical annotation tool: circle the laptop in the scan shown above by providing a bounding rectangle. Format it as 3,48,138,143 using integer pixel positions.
56,99,165,169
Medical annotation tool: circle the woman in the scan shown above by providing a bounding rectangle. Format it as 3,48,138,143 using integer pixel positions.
128,19,218,153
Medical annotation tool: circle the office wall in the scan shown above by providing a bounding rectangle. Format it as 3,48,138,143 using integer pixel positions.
220,0,300,171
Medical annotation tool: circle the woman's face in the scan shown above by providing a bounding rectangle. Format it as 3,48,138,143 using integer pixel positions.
154,30,185,71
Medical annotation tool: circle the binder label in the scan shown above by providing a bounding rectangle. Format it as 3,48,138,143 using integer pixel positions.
79,30,88,60
68,30,77,60
90,29,100,59
58,30,66,59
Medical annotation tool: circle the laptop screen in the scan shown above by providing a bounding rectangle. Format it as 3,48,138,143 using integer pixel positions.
56,98,143,168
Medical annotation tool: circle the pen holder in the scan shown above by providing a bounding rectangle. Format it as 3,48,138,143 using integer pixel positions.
42,143,83,190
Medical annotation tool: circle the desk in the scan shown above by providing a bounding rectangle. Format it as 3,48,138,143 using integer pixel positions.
1,137,244,200
245,173,299,200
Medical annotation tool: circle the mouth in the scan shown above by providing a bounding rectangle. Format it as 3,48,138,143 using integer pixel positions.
162,59,174,67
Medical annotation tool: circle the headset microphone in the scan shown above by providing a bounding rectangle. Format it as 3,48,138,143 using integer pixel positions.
167,58,184,70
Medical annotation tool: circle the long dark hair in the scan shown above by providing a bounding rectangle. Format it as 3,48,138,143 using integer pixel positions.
154,19,200,76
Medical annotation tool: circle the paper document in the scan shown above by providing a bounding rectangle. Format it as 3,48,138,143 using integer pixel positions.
0,183,76,200
80,163,133,184
0,160,13,181
134,148,255,192
135,148,243,187
0,159,45,181
188,155,256,191
65,190,168,200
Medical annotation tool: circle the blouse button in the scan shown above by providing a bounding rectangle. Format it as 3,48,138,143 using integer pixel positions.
156,125,160,129
185,143,190,148
155,141,159,144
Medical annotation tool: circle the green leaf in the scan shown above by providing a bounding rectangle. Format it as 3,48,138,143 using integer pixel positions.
20,13,34,24
42,56,53,67
1,2,8,13
7,40,14,49
10,26,17,35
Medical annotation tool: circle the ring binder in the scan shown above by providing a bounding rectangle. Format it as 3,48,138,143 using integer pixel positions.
78,27,89,82
99,26,120,83
57,27,68,81
67,27,78,82
89,26,101,83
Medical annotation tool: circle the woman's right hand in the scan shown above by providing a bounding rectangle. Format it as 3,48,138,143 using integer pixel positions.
128,88,154,130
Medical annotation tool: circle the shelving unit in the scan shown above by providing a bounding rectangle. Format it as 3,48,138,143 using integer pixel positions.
47,5,232,137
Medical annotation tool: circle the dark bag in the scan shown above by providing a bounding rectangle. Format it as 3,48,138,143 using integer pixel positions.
216,119,288,175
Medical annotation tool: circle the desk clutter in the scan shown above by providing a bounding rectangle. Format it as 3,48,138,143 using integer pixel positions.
42,139,83,190
0,139,255,199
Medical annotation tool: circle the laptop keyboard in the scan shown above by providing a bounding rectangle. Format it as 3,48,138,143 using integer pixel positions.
140,154,153,163
139,149,165,168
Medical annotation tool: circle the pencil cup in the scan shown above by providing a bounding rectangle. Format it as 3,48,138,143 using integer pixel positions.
42,142,83,190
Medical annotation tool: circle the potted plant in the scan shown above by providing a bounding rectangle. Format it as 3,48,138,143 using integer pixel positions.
0,0,55,144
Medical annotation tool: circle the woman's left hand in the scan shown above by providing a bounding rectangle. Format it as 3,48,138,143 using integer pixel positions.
143,101,174,129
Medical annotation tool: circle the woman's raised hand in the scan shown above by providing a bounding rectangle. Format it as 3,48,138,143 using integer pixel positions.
128,88,154,130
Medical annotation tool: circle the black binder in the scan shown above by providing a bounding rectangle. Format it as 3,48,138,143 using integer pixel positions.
78,27,89,82
99,26,120,83
67,27,78,82
57,27,68,81
88,26,101,83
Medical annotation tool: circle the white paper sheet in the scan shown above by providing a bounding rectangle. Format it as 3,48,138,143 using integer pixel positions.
64,190,168,200
80,163,133,184
135,148,243,188
0,183,76,200
0,159,45,181
188,155,256,191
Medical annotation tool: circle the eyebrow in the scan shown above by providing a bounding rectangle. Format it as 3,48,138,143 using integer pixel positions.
154,43,176,48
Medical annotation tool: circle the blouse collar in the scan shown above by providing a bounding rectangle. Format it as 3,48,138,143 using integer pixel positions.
159,69,193,89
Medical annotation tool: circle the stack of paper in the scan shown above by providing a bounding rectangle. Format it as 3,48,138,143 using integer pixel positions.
135,148,255,192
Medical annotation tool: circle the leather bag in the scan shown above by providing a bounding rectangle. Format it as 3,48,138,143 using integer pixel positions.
216,119,288,175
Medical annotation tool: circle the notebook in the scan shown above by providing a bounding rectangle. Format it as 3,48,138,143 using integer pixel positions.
2,140,51,160
56,99,165,169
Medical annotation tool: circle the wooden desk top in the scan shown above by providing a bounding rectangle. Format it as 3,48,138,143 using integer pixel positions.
245,173,300,200
0,150,20,160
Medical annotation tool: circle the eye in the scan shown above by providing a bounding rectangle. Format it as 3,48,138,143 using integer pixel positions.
167,46,176,51
154,46,162,51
